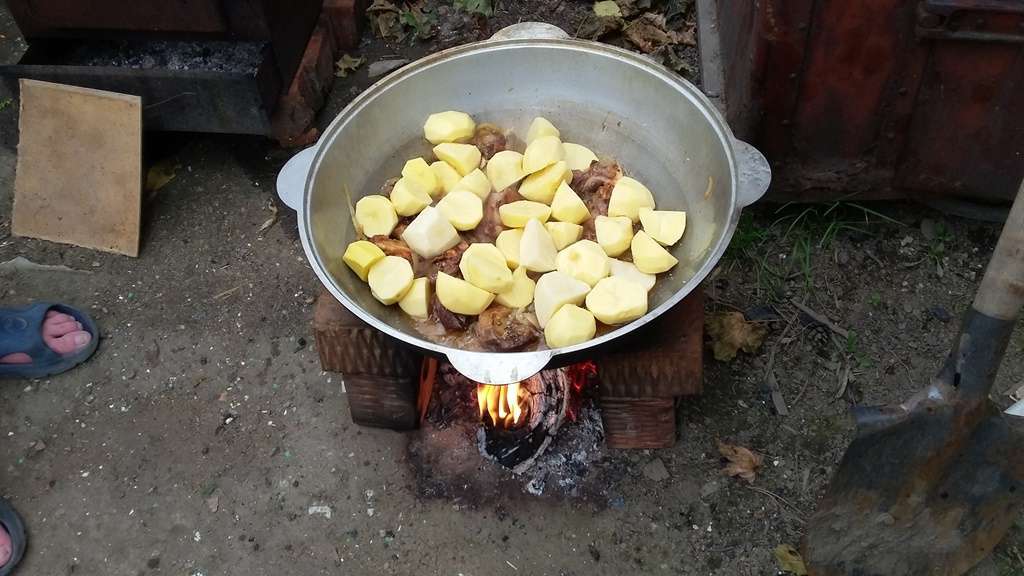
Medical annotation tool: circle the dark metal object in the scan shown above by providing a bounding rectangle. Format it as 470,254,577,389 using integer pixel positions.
0,39,280,134
804,182,1024,575
917,0,1024,43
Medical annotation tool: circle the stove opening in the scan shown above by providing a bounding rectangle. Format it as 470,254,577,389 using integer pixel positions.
477,382,529,429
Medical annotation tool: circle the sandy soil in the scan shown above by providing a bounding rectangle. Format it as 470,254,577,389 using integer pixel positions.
1,3,1021,575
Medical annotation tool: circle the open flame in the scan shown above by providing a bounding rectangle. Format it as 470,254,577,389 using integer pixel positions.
477,382,528,429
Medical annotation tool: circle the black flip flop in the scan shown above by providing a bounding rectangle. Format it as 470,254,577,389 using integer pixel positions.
0,497,25,576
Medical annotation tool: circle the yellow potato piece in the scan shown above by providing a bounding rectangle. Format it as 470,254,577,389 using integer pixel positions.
399,277,431,319
639,208,687,246
631,230,679,273
431,161,462,194
526,116,560,144
367,255,414,305
595,215,634,257
545,221,583,250
609,258,656,291
550,181,591,224
486,150,527,192
401,157,441,198
436,190,484,231
562,142,599,171
495,228,523,268
499,200,551,228
534,271,591,328
519,160,568,204
544,304,597,348
519,218,558,273
556,239,610,287
586,276,648,325
459,243,513,293
343,240,386,282
608,176,656,222
389,177,432,216
451,168,491,200
423,111,476,145
522,135,565,174
355,195,398,237
436,272,495,315
401,206,462,258
433,143,481,176
495,266,535,309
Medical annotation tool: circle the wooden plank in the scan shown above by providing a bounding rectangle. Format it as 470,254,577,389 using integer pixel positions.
12,79,141,256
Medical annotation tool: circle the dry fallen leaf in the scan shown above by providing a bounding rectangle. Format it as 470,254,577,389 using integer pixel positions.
705,311,768,361
367,0,402,40
258,203,279,234
717,440,763,483
593,0,623,18
145,158,179,193
623,12,693,53
774,544,809,575
335,54,365,78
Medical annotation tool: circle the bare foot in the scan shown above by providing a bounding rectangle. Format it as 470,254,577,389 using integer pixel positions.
0,523,10,566
0,310,92,364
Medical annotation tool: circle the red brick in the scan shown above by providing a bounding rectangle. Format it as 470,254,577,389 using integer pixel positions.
323,0,366,49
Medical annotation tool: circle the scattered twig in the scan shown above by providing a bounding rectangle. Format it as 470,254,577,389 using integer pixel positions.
746,485,806,524
212,286,241,301
864,249,885,267
834,361,851,400
790,299,849,339
764,317,798,416
505,560,518,571
888,350,915,384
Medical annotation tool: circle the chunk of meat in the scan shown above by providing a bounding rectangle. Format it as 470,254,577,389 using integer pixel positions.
369,235,412,262
432,295,472,332
391,216,413,239
571,160,621,218
472,305,540,352
430,241,469,280
467,185,522,243
471,123,507,160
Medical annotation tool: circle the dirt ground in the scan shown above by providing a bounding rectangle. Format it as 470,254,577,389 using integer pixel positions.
2,3,1023,575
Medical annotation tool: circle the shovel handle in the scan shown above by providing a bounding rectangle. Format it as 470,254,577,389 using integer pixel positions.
973,179,1024,322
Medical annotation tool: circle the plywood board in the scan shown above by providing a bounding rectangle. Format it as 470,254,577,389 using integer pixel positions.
12,79,142,256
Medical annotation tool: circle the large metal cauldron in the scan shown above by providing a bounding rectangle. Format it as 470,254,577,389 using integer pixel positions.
278,24,771,385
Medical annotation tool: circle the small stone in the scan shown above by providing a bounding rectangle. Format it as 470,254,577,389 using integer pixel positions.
205,495,219,513
700,480,720,498
642,458,670,482
928,306,952,323
368,59,410,78
920,218,937,240
32,440,46,452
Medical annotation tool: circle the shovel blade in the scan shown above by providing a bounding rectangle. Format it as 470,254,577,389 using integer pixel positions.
804,401,1024,576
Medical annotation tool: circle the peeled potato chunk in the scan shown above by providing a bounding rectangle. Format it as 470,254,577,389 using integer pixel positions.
562,143,599,171
526,117,560,144
390,177,432,216
546,221,583,250
401,157,441,198
423,111,476,145
343,240,386,282
486,150,527,192
556,239,610,287
595,215,634,257
398,277,431,319
451,168,491,200
460,243,513,293
519,160,568,204
609,258,656,291
639,208,686,246
544,304,596,348
519,218,558,273
495,228,523,268
355,195,398,237
401,206,461,258
608,176,656,222
495,266,535,309
368,255,414,305
433,142,481,176
586,276,648,325
499,200,551,228
436,272,495,315
431,161,462,195
436,190,484,231
534,271,591,328
522,135,564,174
550,181,590,224
631,230,679,273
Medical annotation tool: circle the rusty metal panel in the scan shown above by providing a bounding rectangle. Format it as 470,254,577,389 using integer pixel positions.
756,0,816,160
897,42,1024,203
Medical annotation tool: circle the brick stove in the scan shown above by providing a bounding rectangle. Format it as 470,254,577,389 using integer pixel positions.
314,287,704,450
